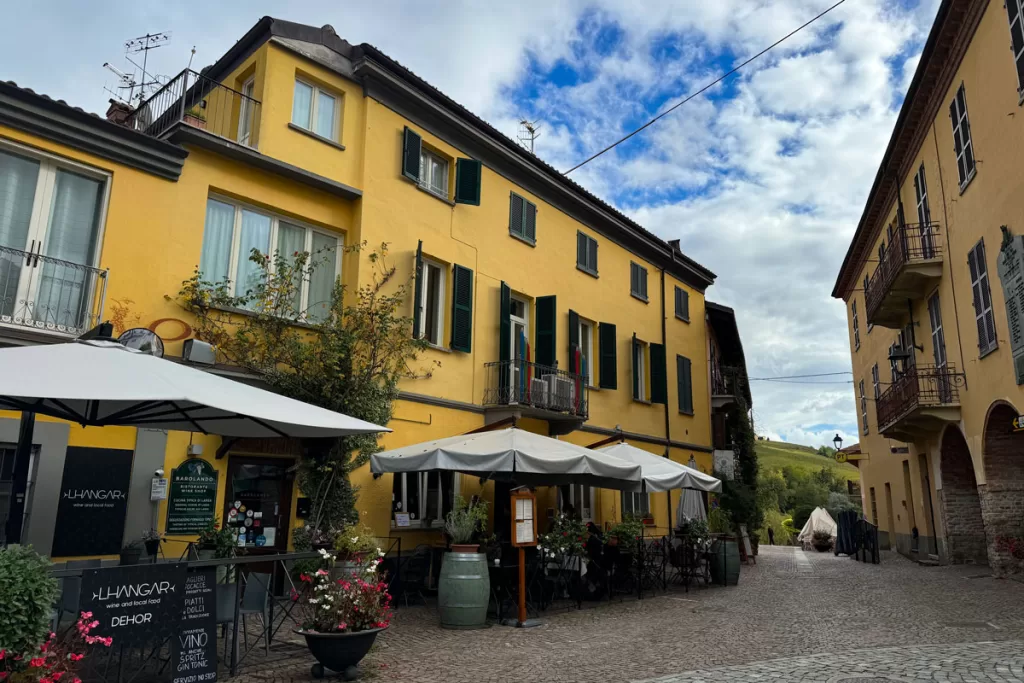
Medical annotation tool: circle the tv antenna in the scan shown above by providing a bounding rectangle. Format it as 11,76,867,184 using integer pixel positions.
122,31,171,103
517,119,541,154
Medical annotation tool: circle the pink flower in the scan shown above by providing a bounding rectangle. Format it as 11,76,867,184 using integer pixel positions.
0,648,5,660
29,657,46,667
69,654,84,662
102,637,113,647
80,612,92,620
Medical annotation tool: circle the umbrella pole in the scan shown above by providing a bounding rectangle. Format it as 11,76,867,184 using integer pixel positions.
3,411,35,545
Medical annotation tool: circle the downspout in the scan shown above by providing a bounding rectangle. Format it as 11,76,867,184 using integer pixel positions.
660,266,672,532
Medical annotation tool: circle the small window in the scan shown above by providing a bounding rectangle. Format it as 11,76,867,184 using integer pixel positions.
419,148,449,199
578,318,595,386
1007,0,1024,94
630,262,648,301
633,337,648,401
391,471,455,528
860,379,869,435
872,363,880,400
577,232,598,275
417,258,446,346
949,84,976,188
852,300,860,351
292,79,340,141
621,491,650,517
674,286,690,321
968,239,997,356
509,193,537,244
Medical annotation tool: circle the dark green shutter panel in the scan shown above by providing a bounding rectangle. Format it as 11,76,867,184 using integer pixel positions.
450,265,473,352
454,158,481,205
509,194,524,238
412,240,423,338
650,343,667,404
677,355,693,414
402,127,421,182
524,200,537,243
568,309,579,373
599,323,617,390
535,295,556,369
632,333,640,400
499,281,511,364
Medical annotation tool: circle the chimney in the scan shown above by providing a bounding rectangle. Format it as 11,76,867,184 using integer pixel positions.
668,239,681,252
105,99,133,126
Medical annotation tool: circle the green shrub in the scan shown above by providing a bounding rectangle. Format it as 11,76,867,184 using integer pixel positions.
0,545,58,656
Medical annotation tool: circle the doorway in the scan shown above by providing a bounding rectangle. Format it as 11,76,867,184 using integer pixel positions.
224,456,295,552
884,482,895,550
918,453,938,556
902,460,918,552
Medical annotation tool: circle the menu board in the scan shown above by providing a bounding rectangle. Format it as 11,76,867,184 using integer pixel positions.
511,492,537,547
166,460,219,535
80,563,187,648
172,567,218,683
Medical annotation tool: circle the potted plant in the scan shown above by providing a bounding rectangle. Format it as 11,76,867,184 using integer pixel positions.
184,105,207,129
197,518,240,582
293,553,391,680
607,514,643,549
333,522,382,577
142,528,163,557
119,540,143,565
0,545,59,662
2,612,113,682
812,530,834,552
438,496,489,629
538,513,588,558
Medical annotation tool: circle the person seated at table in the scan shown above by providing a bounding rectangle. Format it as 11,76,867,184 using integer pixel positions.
586,522,603,541
582,525,607,600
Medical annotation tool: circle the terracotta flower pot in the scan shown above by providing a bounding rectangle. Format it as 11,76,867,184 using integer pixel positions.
450,543,480,553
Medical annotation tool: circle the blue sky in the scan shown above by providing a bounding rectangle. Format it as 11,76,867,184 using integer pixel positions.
0,0,941,447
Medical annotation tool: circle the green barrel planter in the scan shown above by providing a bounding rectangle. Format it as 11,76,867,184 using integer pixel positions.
437,549,490,629
709,537,740,586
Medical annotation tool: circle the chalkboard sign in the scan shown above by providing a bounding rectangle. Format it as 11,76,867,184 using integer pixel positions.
166,459,219,535
52,447,133,557
172,567,218,683
80,563,187,648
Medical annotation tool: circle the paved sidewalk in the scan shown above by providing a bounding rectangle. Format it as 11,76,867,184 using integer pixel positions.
228,546,1024,682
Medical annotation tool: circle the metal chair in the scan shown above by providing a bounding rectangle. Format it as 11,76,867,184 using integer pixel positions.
400,545,431,607
239,572,271,655
57,559,101,629
215,584,240,662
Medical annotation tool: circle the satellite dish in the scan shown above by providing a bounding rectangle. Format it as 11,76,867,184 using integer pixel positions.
118,328,165,358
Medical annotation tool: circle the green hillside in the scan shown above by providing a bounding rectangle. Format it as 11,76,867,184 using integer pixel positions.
756,440,860,483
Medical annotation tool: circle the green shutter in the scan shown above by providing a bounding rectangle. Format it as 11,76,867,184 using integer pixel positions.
568,309,579,373
499,282,511,363
535,295,556,369
509,193,524,238
412,240,423,338
632,333,640,400
677,355,693,414
599,323,617,390
650,343,667,404
402,127,421,182
454,158,481,205
450,265,473,352
524,200,537,243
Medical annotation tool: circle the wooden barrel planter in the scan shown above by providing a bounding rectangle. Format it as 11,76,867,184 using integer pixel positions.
437,547,489,629
709,537,741,586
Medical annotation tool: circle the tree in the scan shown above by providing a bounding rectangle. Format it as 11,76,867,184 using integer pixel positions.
718,397,762,531
817,446,837,458
178,242,432,540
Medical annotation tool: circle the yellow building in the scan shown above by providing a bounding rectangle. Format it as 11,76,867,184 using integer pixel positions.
833,0,1024,573
0,17,749,560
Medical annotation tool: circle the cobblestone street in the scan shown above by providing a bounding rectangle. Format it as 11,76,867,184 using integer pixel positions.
230,546,1024,682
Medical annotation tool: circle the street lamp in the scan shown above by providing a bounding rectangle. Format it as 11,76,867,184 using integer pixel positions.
833,433,843,451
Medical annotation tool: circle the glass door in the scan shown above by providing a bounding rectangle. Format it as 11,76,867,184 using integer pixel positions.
509,297,528,403
224,457,295,551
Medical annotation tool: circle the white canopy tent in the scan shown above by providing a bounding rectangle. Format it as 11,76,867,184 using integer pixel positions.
0,339,389,544
370,427,643,491
597,442,722,493
797,507,838,544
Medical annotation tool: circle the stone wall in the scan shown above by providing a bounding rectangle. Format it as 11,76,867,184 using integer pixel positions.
982,404,1024,575
940,428,988,564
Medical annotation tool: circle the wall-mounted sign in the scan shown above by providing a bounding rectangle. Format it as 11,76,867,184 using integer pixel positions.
172,567,218,683
1013,416,1024,432
151,477,169,501
80,562,187,648
52,447,133,557
166,459,219,535
997,227,1024,384
511,491,537,547
394,513,410,528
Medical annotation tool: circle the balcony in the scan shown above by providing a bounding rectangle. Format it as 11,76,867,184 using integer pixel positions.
876,364,964,441
865,222,943,328
0,245,108,338
125,68,260,147
483,359,588,434
712,365,744,410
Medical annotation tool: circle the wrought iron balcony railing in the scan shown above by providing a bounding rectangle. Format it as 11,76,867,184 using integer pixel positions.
483,359,588,419
865,221,943,326
125,68,261,147
0,245,108,336
875,363,964,434
712,365,743,397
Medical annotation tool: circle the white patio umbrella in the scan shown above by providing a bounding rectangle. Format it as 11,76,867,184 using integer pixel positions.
597,442,722,493
675,456,717,526
0,340,389,438
370,426,643,491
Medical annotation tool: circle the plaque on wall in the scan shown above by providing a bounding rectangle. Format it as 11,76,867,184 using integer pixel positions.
166,459,219,535
52,447,133,557
996,227,1024,384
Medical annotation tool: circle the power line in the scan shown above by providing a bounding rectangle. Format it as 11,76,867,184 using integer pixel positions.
753,379,853,385
563,0,849,175
748,371,853,380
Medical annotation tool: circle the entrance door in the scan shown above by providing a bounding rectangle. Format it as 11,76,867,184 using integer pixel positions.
928,293,950,402
224,456,294,552
509,297,529,402
0,443,37,545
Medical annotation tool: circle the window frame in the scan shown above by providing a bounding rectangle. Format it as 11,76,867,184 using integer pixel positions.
633,338,648,402
1007,0,1024,99
630,262,649,302
291,77,342,143
860,379,868,435
621,490,650,517
238,76,256,146
419,147,450,200
417,257,446,347
872,363,880,401
968,239,998,357
674,286,690,322
864,276,873,333
576,231,598,276
950,83,977,190
578,317,596,387
852,300,860,351
200,195,343,319
391,471,458,530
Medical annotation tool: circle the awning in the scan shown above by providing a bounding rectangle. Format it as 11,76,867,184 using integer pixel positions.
370,427,643,491
597,442,722,493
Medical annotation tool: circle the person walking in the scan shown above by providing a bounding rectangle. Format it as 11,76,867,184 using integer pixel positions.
768,527,775,545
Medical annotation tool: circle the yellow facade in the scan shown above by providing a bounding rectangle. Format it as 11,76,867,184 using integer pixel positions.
835,0,1024,573
0,17,732,560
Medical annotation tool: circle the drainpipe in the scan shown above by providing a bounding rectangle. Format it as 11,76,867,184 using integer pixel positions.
660,266,672,532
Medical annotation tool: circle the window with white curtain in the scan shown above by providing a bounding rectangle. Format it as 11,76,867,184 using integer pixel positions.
199,197,341,320
621,491,650,517
0,145,106,332
391,471,456,528
291,79,340,141
419,148,449,199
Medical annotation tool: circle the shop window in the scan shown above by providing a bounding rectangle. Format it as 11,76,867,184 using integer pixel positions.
391,472,455,527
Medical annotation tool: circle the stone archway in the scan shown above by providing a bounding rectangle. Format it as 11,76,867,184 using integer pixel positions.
939,425,987,563
981,401,1024,574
